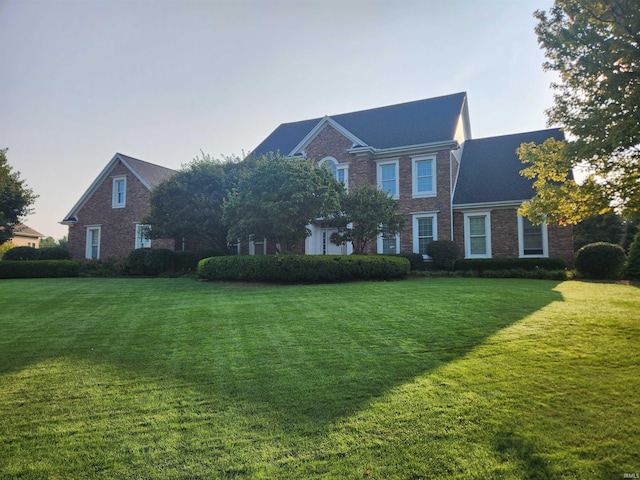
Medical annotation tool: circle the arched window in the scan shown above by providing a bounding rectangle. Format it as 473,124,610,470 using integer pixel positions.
319,157,348,189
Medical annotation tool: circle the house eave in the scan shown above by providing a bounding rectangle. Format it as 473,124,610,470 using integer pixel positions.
348,140,459,157
452,199,526,211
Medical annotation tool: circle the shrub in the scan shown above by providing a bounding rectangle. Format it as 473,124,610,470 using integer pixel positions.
198,255,410,283
395,253,424,271
575,242,626,280
78,259,125,277
455,257,567,272
425,240,459,270
624,231,640,280
144,248,176,276
38,246,70,260
2,246,40,261
124,248,151,275
0,260,79,278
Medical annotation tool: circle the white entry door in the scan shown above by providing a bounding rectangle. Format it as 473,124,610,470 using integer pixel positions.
305,226,350,255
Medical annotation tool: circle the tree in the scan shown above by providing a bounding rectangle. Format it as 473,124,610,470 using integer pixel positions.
573,211,624,250
518,0,640,224
223,153,343,253
0,148,37,244
144,152,247,254
334,185,406,255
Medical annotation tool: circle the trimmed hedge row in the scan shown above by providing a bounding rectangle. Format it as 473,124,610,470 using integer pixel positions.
197,254,410,283
2,246,70,261
0,260,79,279
454,257,567,272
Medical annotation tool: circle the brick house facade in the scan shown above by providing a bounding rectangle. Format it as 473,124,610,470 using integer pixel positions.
62,153,175,260
249,92,574,265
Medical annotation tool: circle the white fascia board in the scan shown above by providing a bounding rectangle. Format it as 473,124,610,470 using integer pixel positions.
288,116,368,156
348,140,459,157
453,200,525,211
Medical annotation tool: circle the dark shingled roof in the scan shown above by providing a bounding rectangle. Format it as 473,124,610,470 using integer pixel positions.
117,153,175,188
453,128,564,205
252,92,467,156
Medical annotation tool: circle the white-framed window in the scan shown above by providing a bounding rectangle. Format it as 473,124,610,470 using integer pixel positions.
112,176,126,208
320,157,349,190
378,232,400,255
86,226,101,259
464,212,491,258
135,224,151,249
412,155,436,197
249,236,267,255
412,213,437,258
377,159,399,199
518,215,548,257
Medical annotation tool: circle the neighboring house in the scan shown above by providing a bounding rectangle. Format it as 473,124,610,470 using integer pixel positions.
249,92,574,264
61,153,176,260
3,223,44,248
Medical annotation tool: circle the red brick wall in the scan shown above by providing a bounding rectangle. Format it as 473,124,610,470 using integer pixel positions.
67,160,174,260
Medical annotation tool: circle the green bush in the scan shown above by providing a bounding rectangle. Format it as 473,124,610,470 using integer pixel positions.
124,248,151,275
78,259,125,277
455,257,567,272
395,253,425,271
198,255,410,283
575,242,626,280
38,246,70,260
0,260,79,278
2,246,40,261
144,248,176,276
624,231,640,280
425,240,459,270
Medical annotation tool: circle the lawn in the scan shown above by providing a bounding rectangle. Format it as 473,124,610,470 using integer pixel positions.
0,277,638,479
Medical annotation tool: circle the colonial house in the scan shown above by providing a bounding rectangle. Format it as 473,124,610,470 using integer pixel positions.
248,92,574,264
61,153,176,260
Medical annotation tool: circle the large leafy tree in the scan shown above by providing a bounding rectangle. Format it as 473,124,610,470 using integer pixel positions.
519,0,640,224
223,153,343,253
335,185,406,255
144,153,249,254
0,148,37,244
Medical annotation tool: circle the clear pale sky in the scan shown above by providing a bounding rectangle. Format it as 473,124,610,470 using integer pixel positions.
1,0,556,241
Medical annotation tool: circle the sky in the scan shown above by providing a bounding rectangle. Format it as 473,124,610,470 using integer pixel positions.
1,0,557,241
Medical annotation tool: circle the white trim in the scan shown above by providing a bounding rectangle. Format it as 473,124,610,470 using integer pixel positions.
85,226,101,260
289,116,368,156
348,140,459,157
411,154,437,198
112,175,127,208
376,158,400,200
518,215,549,258
249,237,267,255
453,200,525,211
464,212,492,258
319,156,349,191
377,232,400,255
135,223,151,249
412,213,438,259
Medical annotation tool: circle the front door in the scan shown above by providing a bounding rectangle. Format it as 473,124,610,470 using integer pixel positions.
305,226,348,255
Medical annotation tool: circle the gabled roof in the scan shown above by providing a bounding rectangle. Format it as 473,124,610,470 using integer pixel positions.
452,128,564,206
13,223,44,238
61,153,175,224
252,92,469,156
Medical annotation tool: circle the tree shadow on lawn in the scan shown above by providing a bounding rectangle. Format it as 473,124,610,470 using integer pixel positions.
1,279,565,430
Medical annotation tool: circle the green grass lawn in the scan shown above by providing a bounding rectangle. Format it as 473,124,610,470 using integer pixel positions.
0,277,638,479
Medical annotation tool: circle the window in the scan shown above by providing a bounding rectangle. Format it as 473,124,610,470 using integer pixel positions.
412,213,437,258
377,160,399,199
86,226,101,259
249,236,266,255
464,212,491,258
112,176,126,208
378,232,400,255
135,224,151,249
518,216,548,257
412,155,436,197
320,157,349,190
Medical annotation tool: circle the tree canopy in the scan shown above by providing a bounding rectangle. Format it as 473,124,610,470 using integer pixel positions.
519,0,640,224
223,153,343,253
0,148,37,244
144,153,249,254
334,185,406,255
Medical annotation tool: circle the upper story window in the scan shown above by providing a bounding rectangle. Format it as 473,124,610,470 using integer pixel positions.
412,155,436,197
320,157,349,190
377,159,399,199
112,176,126,208
464,212,491,258
518,216,548,257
